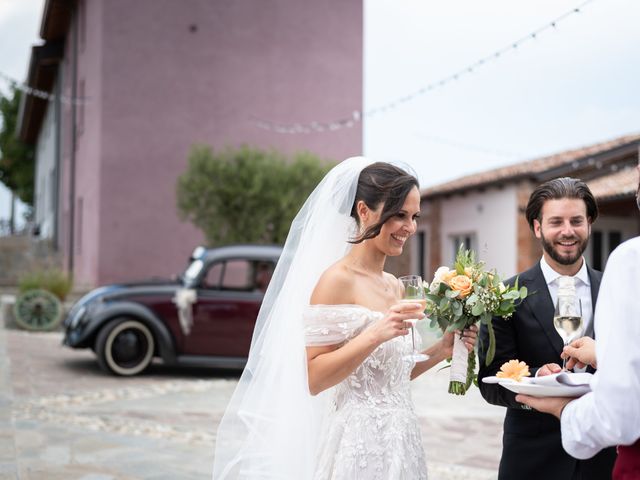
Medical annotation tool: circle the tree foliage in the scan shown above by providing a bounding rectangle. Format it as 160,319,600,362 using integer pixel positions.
0,87,35,206
176,145,334,245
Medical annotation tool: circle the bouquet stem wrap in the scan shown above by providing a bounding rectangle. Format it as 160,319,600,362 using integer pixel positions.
448,333,475,395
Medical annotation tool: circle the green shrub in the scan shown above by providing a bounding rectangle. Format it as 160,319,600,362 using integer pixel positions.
177,145,334,245
19,269,73,301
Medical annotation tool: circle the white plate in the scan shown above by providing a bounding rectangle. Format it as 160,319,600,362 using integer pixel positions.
499,381,590,397
481,376,590,397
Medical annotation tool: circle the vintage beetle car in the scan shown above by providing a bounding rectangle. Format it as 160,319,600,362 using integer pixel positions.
63,245,281,376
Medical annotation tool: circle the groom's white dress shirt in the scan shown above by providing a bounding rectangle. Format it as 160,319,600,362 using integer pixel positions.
560,237,640,459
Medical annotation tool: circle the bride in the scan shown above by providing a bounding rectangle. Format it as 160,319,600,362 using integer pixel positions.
212,157,477,479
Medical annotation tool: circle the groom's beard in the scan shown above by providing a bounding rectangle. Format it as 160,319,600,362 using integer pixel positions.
540,229,589,266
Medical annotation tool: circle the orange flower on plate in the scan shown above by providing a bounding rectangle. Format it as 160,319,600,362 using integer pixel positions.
496,360,530,382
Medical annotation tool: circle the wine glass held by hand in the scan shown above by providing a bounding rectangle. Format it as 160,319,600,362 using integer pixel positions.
399,275,429,362
553,295,583,370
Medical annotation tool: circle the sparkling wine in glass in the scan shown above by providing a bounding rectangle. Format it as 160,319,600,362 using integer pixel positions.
399,275,429,362
553,296,583,370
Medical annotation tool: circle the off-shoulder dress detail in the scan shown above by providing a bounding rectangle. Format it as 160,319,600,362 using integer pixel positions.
304,305,428,480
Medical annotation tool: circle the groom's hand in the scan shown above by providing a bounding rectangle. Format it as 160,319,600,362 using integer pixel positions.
536,363,562,377
515,394,574,419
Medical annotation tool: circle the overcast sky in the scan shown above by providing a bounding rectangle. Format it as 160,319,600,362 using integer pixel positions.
364,0,640,186
1,0,639,220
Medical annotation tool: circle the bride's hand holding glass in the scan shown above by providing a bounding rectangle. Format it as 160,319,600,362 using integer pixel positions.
364,302,424,345
398,275,430,362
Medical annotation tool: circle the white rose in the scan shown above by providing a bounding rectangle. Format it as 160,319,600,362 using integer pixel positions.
430,266,450,293
433,266,450,283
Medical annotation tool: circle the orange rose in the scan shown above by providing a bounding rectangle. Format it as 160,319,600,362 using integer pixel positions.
442,270,457,284
448,274,473,298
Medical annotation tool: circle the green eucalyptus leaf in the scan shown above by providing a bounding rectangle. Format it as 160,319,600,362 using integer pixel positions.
439,297,449,310
452,301,463,315
471,302,484,316
486,320,496,366
502,290,519,300
445,289,460,299
425,293,441,304
437,317,449,331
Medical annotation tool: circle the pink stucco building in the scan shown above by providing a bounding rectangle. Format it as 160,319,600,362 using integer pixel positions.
19,0,363,288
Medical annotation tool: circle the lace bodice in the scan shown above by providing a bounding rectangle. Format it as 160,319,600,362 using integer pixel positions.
304,305,427,479
305,305,417,409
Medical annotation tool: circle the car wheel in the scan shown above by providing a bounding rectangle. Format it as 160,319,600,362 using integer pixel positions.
95,318,155,376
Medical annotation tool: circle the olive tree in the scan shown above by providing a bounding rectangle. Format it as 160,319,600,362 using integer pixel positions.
0,88,35,232
176,145,334,245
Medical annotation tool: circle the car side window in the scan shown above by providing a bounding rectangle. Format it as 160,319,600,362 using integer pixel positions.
252,261,275,293
204,262,223,289
221,260,252,290
202,259,275,291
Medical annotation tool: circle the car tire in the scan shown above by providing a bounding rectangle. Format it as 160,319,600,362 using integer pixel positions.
95,318,155,376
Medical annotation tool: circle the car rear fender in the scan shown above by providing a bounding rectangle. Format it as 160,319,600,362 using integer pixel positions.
88,302,177,364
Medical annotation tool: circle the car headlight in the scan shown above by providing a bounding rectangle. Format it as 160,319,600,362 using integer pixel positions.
70,305,87,329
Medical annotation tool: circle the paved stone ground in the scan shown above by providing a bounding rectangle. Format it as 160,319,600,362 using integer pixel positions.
0,319,505,479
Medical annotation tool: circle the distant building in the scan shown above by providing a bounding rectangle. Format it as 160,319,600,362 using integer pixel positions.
18,0,363,288
412,134,640,279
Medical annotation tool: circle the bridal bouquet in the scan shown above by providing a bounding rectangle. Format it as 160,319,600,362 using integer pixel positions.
423,246,528,395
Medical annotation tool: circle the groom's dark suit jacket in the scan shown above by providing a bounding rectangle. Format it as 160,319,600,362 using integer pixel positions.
478,262,617,480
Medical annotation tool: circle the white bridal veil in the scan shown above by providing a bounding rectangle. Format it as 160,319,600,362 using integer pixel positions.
212,156,375,479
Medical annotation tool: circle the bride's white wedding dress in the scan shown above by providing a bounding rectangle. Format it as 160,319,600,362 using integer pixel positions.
305,305,428,480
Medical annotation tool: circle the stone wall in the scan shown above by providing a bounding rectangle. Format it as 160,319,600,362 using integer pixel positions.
0,236,62,287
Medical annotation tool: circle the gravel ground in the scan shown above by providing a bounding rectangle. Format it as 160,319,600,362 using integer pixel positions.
0,321,504,479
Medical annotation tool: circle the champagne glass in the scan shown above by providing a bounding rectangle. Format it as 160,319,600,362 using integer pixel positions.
553,296,583,370
399,275,429,362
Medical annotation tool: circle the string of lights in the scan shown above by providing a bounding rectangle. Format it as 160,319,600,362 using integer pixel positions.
254,0,596,134
413,132,524,159
0,70,86,106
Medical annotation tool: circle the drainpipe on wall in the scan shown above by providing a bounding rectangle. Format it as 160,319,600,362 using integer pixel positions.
67,7,78,276
53,75,61,249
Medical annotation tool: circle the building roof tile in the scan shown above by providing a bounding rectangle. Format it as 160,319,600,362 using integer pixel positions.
586,165,638,201
423,133,640,198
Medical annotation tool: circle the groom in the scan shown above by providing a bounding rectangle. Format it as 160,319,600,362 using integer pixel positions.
477,177,616,480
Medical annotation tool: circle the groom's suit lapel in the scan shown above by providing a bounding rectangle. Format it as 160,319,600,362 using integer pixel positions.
523,263,563,357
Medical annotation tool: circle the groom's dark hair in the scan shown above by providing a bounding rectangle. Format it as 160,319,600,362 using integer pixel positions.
350,162,419,244
525,177,598,230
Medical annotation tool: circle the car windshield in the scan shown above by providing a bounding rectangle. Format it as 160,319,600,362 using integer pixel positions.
183,259,204,281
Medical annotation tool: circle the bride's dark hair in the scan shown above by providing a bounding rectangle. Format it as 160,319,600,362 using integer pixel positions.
350,162,419,244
